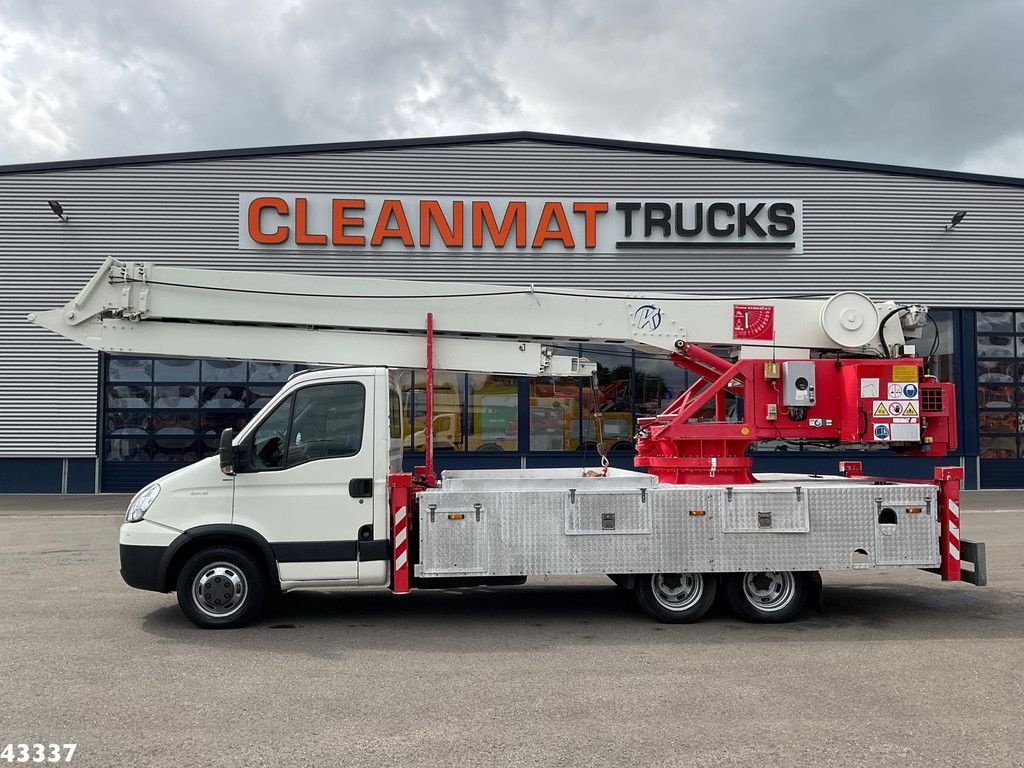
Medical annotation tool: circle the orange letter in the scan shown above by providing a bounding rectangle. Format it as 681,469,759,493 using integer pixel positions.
420,200,464,247
371,200,414,246
248,196,289,244
472,201,527,248
532,202,575,248
332,199,366,245
294,198,327,245
572,202,608,249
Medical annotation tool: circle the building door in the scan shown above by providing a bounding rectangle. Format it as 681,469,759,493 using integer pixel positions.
976,310,1024,487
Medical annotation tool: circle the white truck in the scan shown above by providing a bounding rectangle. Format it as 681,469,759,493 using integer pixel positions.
32,258,986,628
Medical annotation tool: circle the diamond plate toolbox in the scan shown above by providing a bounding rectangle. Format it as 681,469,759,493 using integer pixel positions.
415,471,940,577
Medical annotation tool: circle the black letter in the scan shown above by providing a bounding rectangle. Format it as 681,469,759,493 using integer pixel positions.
644,202,672,237
674,202,703,236
768,202,796,236
737,202,766,237
707,202,736,237
616,202,642,237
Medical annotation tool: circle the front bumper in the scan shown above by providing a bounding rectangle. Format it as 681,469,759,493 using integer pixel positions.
120,544,167,591
119,519,180,592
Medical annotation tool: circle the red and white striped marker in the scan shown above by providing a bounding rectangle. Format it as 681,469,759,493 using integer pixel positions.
935,467,963,581
388,472,412,594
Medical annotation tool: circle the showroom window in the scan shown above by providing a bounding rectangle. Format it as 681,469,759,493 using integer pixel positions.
103,356,296,465
976,310,1024,459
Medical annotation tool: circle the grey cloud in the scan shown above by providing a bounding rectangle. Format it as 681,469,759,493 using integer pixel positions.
1,0,1022,176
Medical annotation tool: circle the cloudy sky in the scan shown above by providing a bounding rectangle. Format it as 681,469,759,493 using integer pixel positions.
1,0,1022,175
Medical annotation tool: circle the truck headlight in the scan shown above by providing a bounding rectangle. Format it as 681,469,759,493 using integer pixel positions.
126,483,161,522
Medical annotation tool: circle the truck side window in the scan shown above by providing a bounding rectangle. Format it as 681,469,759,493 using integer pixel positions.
285,382,366,467
251,395,293,470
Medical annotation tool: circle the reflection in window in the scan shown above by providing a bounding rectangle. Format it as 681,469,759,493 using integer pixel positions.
154,385,199,409
286,382,366,464
469,375,517,451
201,413,251,451
107,386,151,409
154,358,199,381
976,309,1023,461
201,385,247,409
108,358,152,382
249,362,295,382
248,386,280,411
106,412,150,435
530,377,580,451
105,439,151,462
582,345,633,451
408,371,464,451
202,360,247,382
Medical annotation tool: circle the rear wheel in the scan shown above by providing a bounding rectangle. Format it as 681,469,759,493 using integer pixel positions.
176,547,266,629
724,570,808,623
633,572,716,623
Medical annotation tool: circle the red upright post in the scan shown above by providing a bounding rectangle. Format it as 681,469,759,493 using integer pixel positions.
425,312,434,483
935,466,963,582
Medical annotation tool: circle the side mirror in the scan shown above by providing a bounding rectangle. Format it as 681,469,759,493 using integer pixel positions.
219,428,236,476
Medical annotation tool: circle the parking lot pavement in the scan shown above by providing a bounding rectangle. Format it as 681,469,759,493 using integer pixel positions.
1,500,1021,768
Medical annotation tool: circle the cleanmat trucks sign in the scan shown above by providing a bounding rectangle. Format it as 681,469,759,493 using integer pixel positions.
239,194,803,253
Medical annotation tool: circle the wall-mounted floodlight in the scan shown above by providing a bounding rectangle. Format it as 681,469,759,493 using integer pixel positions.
944,210,967,231
47,200,69,223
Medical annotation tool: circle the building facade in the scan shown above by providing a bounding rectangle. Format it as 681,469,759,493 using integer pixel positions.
1,132,1022,493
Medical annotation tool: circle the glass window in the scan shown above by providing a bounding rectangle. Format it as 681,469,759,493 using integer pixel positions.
251,397,293,470
201,413,251,453
582,345,633,451
154,358,199,382
248,386,280,411
409,371,464,451
249,362,295,382
106,412,150,435
108,358,152,382
202,360,247,382
104,439,151,462
635,352,690,419
530,377,580,451
469,374,517,452
286,382,366,465
918,309,955,382
154,385,199,409
107,385,151,409
976,309,1024,461
200,385,248,409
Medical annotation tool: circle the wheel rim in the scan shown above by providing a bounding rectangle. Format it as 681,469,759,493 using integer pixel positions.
192,562,248,618
741,571,795,612
650,573,704,612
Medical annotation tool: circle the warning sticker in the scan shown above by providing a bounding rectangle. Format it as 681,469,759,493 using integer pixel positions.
873,400,921,420
891,365,919,383
860,378,880,398
732,304,774,341
888,383,919,400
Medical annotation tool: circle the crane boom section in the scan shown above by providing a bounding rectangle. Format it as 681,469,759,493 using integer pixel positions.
31,258,911,372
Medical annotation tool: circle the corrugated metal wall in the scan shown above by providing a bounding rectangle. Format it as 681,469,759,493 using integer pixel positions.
1,138,1023,460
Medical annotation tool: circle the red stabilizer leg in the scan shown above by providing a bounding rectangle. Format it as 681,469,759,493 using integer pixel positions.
935,466,963,582
388,473,413,594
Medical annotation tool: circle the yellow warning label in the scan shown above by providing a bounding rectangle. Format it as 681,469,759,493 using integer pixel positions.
903,402,919,417
873,402,889,417
891,365,919,383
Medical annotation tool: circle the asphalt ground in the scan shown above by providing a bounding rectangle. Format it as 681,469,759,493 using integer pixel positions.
0,494,1021,768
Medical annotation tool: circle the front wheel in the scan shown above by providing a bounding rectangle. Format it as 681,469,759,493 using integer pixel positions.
633,572,717,623
176,547,266,629
724,571,809,623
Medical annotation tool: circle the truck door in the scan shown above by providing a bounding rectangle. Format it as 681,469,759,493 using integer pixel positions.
232,375,375,582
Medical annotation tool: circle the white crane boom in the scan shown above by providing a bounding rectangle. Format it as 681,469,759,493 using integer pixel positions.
30,258,918,373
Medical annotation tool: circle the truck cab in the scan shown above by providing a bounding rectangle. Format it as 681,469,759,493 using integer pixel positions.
119,367,402,627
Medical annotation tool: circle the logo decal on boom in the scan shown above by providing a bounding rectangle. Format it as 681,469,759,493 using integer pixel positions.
634,304,663,331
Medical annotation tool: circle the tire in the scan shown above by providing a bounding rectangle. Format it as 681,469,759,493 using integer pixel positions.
724,571,809,623
176,547,266,629
633,572,717,623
